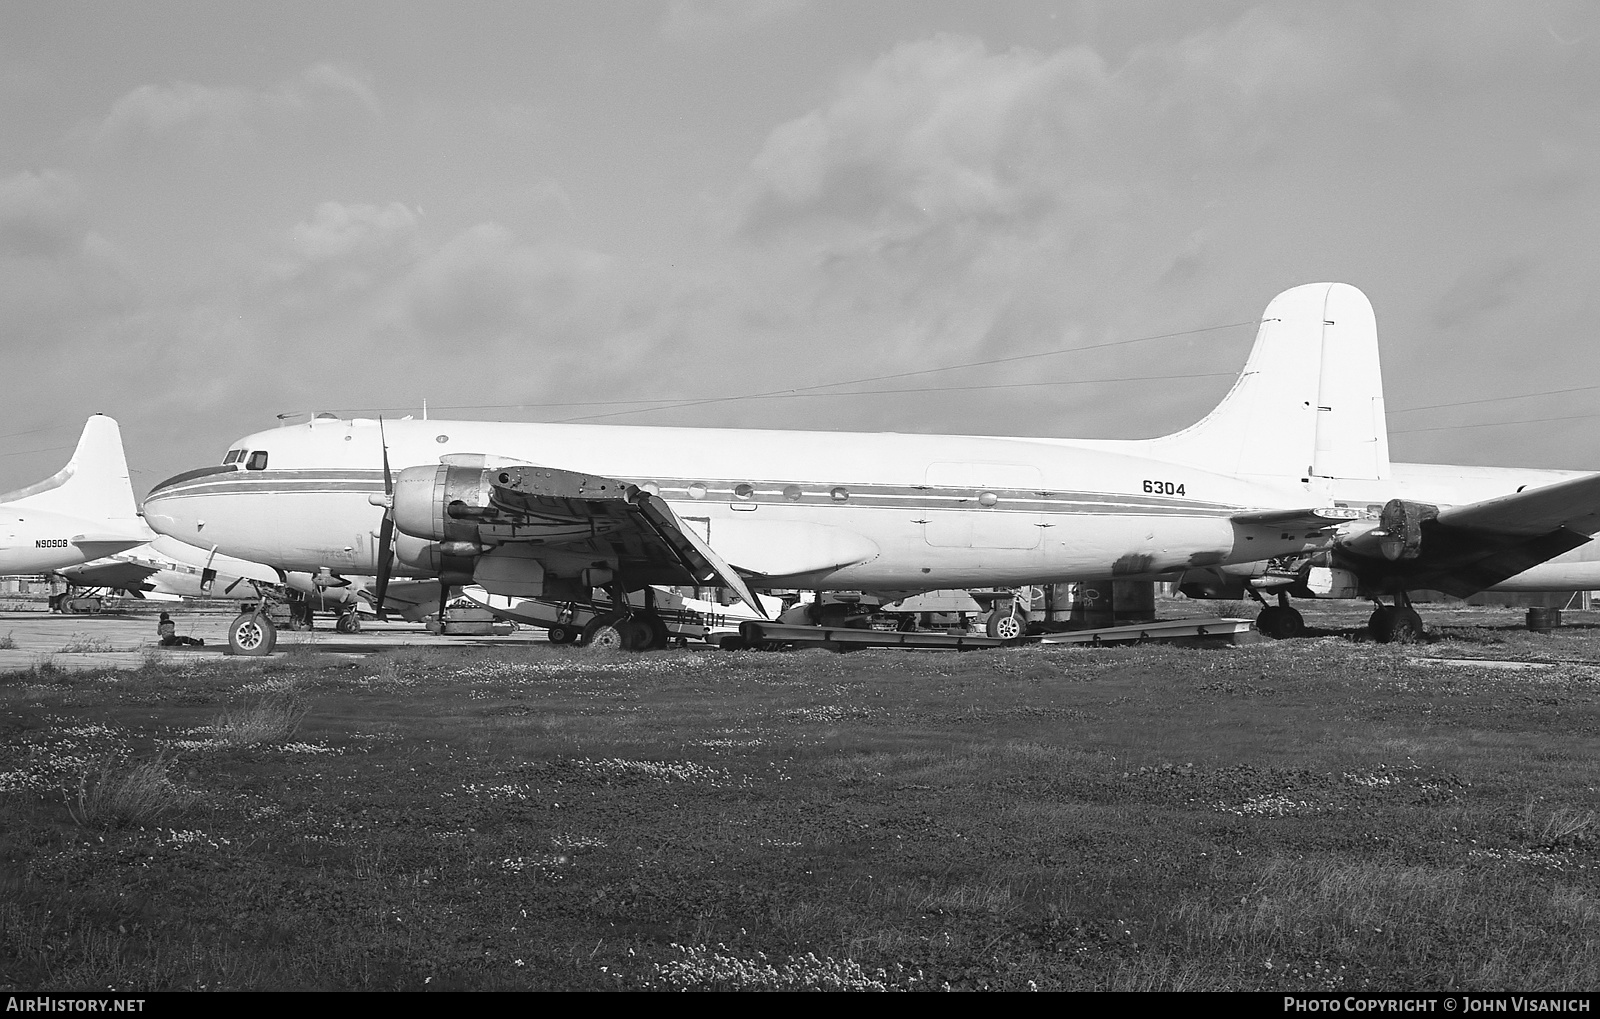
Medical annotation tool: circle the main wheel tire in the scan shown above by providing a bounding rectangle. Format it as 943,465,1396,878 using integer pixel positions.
1392,607,1424,643
1369,605,1398,643
583,616,629,651
633,612,670,650
618,618,647,651
986,610,1025,640
1256,606,1306,639
227,612,276,656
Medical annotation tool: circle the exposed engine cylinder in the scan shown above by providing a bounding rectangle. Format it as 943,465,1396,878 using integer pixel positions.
1378,499,1439,561
393,464,494,543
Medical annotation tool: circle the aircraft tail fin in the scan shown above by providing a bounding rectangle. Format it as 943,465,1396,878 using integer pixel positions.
3,415,144,528
1142,282,1390,482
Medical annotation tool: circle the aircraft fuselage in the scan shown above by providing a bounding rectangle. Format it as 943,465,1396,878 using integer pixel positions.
143,416,1351,591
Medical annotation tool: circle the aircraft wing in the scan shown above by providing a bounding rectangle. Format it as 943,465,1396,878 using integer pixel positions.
477,465,769,618
1334,474,1600,597
57,558,160,589
147,535,282,586
1434,472,1600,536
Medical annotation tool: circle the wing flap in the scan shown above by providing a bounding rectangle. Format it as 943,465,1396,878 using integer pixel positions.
483,464,769,618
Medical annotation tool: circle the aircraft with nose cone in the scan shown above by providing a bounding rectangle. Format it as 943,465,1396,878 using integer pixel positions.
141,283,1600,652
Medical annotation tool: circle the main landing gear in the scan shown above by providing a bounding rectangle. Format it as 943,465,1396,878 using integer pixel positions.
1251,589,1306,640
1368,594,1424,643
570,582,671,651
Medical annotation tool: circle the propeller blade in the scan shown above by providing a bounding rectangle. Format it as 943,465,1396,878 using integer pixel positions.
379,416,393,497
374,515,394,620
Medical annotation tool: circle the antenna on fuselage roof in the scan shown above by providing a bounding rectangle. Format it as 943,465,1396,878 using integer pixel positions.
275,411,309,427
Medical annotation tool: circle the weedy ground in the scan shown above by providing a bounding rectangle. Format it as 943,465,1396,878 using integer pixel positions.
3,603,1600,991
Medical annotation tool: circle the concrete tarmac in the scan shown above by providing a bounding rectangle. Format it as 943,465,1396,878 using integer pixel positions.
0,606,549,672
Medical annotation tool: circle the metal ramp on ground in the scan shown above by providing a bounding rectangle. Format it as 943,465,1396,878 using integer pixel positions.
738,616,1255,651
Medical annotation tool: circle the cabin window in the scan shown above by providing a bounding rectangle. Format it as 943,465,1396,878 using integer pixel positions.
783,485,802,502
830,486,849,502
733,484,755,500
246,451,269,471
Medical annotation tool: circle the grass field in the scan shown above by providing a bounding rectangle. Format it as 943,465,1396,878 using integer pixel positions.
3,603,1600,991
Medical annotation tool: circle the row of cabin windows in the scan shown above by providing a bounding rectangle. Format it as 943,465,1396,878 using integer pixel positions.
222,449,269,470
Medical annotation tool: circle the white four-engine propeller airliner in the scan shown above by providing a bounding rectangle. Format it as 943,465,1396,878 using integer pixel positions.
141,282,1600,652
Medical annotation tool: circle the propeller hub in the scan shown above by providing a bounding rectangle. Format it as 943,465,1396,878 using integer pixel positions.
368,493,394,508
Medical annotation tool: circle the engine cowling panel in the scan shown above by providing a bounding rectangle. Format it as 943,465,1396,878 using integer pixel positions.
393,464,494,544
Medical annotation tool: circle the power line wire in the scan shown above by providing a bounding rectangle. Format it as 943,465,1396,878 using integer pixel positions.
557,320,1259,423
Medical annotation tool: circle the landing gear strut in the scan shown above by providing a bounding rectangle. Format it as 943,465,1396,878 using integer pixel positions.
577,580,670,651
1251,589,1306,640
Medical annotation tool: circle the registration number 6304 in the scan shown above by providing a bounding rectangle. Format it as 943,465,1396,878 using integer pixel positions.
1142,480,1186,496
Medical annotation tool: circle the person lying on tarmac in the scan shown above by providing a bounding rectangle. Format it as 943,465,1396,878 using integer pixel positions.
157,611,204,647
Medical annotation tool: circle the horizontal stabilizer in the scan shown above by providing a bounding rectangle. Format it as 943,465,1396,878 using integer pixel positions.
1333,474,1600,597
1435,472,1600,537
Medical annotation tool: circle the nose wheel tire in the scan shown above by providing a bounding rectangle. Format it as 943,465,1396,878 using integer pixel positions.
227,612,277,656
546,623,579,644
335,613,361,634
986,610,1026,640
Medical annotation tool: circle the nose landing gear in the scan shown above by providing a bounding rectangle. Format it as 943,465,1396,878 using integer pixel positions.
227,610,277,656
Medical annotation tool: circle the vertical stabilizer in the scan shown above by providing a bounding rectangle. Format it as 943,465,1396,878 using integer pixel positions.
1140,282,1390,481
3,415,144,527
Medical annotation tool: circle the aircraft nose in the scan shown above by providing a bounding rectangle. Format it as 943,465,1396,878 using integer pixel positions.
142,465,238,539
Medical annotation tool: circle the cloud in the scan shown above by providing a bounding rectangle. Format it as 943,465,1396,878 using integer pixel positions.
0,169,84,259
659,0,807,44
93,62,380,156
0,169,135,331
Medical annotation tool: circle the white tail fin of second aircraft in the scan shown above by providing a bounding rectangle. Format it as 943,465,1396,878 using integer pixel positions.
1137,282,1391,482
2,415,144,528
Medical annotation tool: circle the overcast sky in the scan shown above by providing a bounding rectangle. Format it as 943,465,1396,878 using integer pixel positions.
2,0,1596,497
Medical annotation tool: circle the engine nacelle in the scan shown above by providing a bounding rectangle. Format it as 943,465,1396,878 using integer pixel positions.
1378,499,1439,561
394,533,478,584
393,464,494,543
1177,569,1248,600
